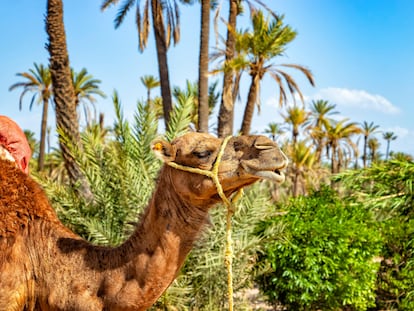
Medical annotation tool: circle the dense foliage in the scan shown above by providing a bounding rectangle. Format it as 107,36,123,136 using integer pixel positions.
35,97,159,245
255,186,382,310
337,160,414,310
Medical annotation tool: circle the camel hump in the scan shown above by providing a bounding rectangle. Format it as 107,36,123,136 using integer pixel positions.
0,159,58,238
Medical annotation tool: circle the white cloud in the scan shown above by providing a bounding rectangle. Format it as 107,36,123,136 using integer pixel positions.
312,87,400,115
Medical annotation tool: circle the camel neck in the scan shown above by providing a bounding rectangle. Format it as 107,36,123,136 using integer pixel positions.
96,166,211,307
128,166,210,259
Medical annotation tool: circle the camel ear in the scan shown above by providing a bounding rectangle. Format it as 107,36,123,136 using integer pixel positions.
151,138,176,163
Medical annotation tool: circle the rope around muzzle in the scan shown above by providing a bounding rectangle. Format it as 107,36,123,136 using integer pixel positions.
165,135,241,311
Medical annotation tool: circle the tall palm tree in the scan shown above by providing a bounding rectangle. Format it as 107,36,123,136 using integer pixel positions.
383,131,397,160
9,63,52,171
264,122,283,142
46,0,92,199
197,0,211,132
216,1,277,137
71,68,106,127
281,105,310,147
216,0,239,138
307,99,337,163
325,119,361,174
360,121,380,168
101,0,180,128
238,11,314,135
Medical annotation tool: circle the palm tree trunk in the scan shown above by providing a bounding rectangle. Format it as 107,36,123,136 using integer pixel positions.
240,74,259,135
46,0,92,199
151,0,173,129
315,139,323,164
386,140,390,160
38,97,49,171
331,144,338,174
217,0,238,138
363,135,368,168
197,0,210,133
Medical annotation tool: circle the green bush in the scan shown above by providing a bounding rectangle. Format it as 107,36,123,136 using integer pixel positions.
256,186,382,310
337,160,414,310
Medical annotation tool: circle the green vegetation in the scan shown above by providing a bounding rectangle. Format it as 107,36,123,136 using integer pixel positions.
337,160,414,310
256,186,382,310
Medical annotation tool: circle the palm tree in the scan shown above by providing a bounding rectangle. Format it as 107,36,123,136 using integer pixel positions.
281,105,310,147
101,0,180,128
197,0,211,133
46,0,92,199
216,1,278,137
383,131,397,160
71,68,106,127
9,63,52,171
368,137,381,164
216,0,239,138
172,80,219,131
264,122,283,142
238,11,314,135
140,74,160,105
307,99,338,163
360,121,380,168
325,119,361,174
288,140,316,197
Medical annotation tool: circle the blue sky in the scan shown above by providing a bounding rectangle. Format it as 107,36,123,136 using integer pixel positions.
1,0,414,156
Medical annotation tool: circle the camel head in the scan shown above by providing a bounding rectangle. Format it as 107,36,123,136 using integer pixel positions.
152,132,288,207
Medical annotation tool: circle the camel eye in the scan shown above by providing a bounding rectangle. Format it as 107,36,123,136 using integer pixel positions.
234,141,244,152
192,150,212,159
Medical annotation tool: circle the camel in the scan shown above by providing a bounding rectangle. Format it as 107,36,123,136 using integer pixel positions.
0,127,288,310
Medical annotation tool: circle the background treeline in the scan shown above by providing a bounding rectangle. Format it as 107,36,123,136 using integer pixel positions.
10,0,414,310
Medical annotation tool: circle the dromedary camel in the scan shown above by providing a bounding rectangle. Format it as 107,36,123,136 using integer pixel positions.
0,121,288,310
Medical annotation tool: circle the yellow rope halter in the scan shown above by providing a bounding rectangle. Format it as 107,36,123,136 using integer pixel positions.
166,135,241,311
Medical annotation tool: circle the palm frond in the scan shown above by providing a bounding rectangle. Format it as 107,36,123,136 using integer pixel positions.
114,0,135,29
165,95,194,141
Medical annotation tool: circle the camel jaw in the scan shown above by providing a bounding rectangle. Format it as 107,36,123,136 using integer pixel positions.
241,162,286,183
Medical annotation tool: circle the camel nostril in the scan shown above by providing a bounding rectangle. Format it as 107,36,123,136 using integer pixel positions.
255,143,273,150
254,136,278,150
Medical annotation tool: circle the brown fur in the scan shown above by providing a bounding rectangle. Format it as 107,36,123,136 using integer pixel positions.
0,133,287,311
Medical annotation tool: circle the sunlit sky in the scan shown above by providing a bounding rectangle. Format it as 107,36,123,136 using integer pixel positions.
1,0,414,156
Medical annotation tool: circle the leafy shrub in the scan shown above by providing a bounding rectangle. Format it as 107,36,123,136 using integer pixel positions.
256,186,382,310
337,160,414,310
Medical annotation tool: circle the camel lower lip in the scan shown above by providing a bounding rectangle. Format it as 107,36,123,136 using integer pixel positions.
253,170,285,183
242,163,285,183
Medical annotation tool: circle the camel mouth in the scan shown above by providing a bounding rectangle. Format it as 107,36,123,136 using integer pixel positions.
241,162,286,183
